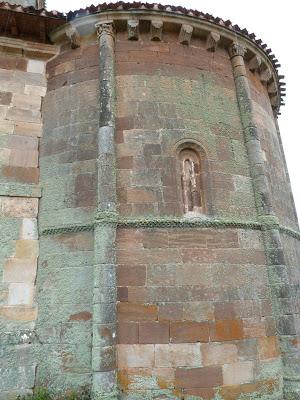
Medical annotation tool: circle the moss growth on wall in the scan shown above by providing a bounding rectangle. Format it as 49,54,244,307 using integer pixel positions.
17,388,91,400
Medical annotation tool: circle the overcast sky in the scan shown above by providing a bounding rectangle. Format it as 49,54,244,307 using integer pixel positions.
48,0,299,221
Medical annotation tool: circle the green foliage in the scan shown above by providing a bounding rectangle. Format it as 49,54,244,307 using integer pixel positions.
17,388,91,400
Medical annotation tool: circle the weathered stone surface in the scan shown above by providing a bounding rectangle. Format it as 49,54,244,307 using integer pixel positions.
0,8,298,400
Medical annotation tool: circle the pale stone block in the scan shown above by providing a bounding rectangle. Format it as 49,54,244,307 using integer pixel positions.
0,305,37,321
12,93,41,111
27,60,45,74
15,121,42,137
20,218,38,240
0,197,38,218
24,84,47,97
8,134,38,150
0,148,11,164
3,257,37,283
9,149,39,167
223,361,254,385
155,344,202,367
201,343,238,366
6,107,40,123
117,344,154,368
8,283,34,305
0,105,8,119
0,120,14,134
15,240,39,259
0,79,25,95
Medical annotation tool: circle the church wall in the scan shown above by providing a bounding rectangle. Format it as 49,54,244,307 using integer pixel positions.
115,30,282,399
1,7,299,399
35,38,99,393
0,48,47,398
115,31,257,220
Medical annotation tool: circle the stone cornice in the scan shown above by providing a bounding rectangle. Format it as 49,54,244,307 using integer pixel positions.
50,8,284,115
0,36,58,59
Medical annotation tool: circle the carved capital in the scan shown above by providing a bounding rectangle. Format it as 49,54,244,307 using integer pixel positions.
95,21,115,40
206,32,220,52
179,24,193,45
151,20,163,41
248,55,262,72
228,42,247,58
127,20,139,40
66,26,80,49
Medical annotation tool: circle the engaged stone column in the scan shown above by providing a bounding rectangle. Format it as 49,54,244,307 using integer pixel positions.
229,42,273,216
93,21,118,400
229,41,300,399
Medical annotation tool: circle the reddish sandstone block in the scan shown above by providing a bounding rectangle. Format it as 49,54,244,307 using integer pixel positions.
2,166,39,184
214,303,236,320
118,156,134,169
146,264,176,286
127,287,147,303
210,320,244,341
118,303,158,322
142,229,169,248
139,321,169,344
243,318,266,338
158,303,184,321
258,336,280,360
117,229,143,249
117,265,146,286
118,322,139,344
175,366,223,389
116,116,134,131
117,287,128,302
127,188,156,203
170,321,209,343
183,301,214,322
183,388,216,399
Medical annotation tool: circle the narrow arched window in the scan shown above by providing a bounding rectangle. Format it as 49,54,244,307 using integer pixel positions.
179,149,203,214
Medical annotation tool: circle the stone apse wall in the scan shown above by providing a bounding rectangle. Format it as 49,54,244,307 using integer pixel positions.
1,5,300,400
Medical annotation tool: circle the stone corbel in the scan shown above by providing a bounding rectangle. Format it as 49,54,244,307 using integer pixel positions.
128,20,139,40
179,24,193,45
270,94,279,108
248,54,262,72
66,26,81,49
151,20,163,41
260,65,272,83
267,81,277,95
206,32,220,52
36,0,46,9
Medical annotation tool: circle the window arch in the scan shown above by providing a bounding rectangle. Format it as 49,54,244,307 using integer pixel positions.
176,142,211,216
179,148,203,214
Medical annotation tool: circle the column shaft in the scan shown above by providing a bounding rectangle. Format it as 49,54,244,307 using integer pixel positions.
93,21,118,400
